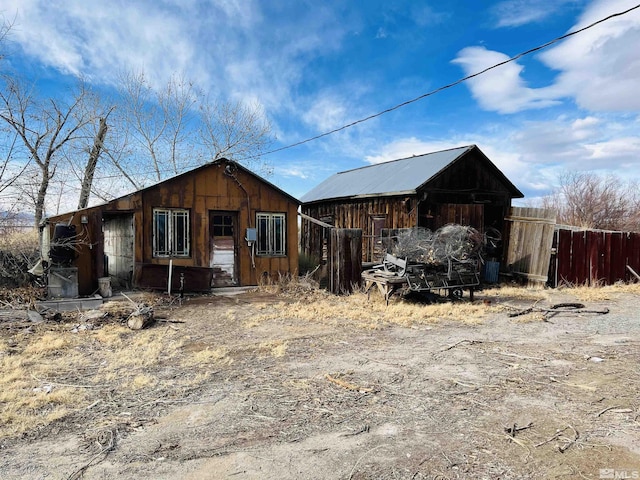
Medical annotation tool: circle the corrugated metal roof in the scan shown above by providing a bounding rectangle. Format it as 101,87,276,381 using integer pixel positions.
300,145,474,203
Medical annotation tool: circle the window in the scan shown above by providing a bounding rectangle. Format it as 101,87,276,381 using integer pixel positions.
211,214,234,237
256,213,286,256
153,209,190,257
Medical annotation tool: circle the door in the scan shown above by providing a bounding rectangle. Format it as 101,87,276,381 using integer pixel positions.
209,212,237,287
103,214,134,289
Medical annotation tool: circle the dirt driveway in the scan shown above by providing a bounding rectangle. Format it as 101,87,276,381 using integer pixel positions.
1,285,639,479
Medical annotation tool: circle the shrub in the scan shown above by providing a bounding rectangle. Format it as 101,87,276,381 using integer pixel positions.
0,229,41,287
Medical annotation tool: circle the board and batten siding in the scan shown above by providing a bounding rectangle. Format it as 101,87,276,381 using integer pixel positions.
48,161,299,295
302,196,417,263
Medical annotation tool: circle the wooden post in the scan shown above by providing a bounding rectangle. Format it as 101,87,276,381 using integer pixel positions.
329,228,362,294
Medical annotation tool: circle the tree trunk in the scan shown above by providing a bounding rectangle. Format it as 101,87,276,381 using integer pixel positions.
77,117,108,210
34,166,49,227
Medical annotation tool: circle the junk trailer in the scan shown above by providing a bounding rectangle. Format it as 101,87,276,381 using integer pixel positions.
362,225,486,304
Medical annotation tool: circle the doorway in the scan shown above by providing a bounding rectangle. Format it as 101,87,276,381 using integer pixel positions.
103,214,134,289
209,211,238,287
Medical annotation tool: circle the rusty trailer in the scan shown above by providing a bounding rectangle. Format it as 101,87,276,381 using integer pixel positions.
363,253,480,304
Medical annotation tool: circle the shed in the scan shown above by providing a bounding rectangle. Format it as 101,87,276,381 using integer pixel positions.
300,145,523,263
45,158,299,296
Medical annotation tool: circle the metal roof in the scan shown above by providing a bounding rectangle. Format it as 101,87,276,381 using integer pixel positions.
300,145,475,203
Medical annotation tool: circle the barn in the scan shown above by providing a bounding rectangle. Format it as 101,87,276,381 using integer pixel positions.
300,145,523,264
44,158,299,297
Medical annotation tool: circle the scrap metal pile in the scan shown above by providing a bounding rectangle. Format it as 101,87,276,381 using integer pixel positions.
364,225,484,301
391,225,484,267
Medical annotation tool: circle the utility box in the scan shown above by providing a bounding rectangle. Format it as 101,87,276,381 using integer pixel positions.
48,267,79,298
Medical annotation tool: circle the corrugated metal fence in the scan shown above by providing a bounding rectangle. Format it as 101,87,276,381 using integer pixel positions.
549,228,640,287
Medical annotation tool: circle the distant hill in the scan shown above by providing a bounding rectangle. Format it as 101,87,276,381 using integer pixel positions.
0,211,35,228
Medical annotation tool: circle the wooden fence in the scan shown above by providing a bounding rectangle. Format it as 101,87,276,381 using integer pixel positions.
504,207,556,286
549,228,640,287
329,228,362,294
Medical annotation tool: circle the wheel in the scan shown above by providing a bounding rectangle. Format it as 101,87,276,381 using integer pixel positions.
448,288,463,299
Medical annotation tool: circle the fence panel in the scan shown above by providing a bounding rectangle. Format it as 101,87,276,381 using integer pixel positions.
329,228,362,294
554,228,640,286
504,207,556,286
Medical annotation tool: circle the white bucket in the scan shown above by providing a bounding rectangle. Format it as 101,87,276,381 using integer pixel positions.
98,277,112,298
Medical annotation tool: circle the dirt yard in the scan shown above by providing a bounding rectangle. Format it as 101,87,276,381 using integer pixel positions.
0,283,639,479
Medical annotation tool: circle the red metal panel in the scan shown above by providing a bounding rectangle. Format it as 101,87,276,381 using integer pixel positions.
611,232,626,283
597,231,607,283
556,229,573,286
630,233,640,278
586,230,602,286
603,232,612,284
570,230,587,285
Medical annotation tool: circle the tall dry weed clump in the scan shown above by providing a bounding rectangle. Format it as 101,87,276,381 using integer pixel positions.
0,229,40,287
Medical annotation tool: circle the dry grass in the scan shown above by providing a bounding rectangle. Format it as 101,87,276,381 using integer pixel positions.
0,321,189,441
254,284,493,328
259,340,288,357
0,229,39,252
0,278,636,444
562,281,640,302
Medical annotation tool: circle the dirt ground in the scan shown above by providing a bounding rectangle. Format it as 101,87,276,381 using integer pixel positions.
0,284,639,480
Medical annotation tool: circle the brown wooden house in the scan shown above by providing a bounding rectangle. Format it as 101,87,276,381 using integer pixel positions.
45,158,299,296
300,145,523,263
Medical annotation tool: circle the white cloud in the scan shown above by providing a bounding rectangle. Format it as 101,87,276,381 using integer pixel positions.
452,46,563,114
365,113,640,199
5,0,214,88
3,0,347,113
491,0,580,28
456,1,640,114
302,94,350,132
364,138,460,164
274,166,309,180
539,0,640,111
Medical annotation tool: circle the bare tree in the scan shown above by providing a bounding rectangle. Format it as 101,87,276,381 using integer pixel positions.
112,71,201,184
0,78,102,225
198,98,272,172
102,70,273,193
541,171,639,231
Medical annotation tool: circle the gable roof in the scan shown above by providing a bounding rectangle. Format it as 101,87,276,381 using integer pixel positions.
300,145,523,203
48,158,299,219
139,158,300,205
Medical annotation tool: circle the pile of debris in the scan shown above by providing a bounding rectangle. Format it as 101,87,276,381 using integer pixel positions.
391,225,484,266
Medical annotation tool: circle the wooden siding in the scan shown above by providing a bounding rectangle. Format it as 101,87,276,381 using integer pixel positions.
301,196,417,263
48,161,299,295
431,204,484,230
302,148,518,264
550,228,640,286
504,207,556,285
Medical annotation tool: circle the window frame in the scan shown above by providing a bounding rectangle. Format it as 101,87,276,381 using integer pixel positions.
152,208,190,258
256,212,286,257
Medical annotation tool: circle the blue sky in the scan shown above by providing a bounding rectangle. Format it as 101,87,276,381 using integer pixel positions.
2,0,640,205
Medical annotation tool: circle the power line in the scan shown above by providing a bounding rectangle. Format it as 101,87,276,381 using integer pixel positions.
3,3,638,189
259,3,640,157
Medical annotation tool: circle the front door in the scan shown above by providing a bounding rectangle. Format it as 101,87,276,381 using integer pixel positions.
103,214,134,289
209,212,237,287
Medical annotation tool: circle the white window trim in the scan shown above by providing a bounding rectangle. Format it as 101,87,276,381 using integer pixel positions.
256,212,286,256
153,208,190,258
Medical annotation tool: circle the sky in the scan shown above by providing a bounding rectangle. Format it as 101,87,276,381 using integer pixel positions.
2,0,640,205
